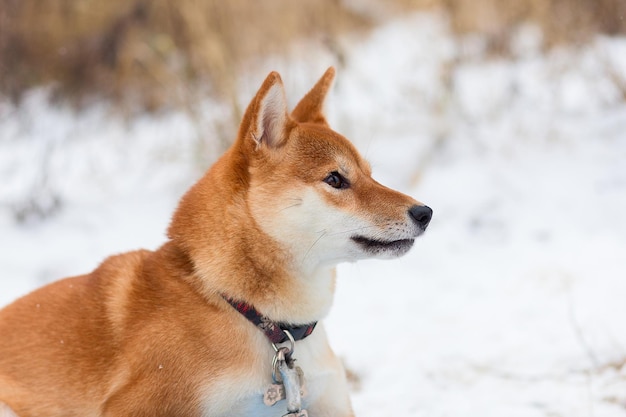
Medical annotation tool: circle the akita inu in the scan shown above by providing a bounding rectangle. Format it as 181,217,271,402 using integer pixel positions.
0,68,432,417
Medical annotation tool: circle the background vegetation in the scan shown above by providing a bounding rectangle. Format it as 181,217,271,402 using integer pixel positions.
1,0,624,112
0,0,368,111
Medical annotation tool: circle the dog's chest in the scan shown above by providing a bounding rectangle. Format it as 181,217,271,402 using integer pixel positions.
205,381,322,417
199,363,327,417
198,332,331,417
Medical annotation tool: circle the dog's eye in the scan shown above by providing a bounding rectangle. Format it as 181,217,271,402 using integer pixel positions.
324,171,350,189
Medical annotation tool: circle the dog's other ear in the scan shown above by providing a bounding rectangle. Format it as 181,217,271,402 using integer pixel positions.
241,71,292,149
291,67,336,126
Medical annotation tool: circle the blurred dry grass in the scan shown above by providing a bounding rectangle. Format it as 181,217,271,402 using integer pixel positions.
403,0,626,52
1,0,625,110
0,0,369,110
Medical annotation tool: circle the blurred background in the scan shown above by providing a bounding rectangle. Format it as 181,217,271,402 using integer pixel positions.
1,1,626,415
1,0,625,110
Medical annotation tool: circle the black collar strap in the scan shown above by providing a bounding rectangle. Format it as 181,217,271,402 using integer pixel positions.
223,296,317,344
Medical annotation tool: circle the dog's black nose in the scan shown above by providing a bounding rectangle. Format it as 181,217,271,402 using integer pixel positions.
409,205,432,230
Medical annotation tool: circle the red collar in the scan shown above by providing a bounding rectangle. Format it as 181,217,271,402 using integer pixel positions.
223,296,317,344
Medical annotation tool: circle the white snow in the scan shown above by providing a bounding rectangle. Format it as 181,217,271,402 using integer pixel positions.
2,11,626,416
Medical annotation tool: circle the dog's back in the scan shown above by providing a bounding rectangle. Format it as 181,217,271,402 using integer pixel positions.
0,246,266,416
0,251,147,415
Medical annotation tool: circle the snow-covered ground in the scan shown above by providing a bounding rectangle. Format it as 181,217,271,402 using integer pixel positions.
2,12,626,416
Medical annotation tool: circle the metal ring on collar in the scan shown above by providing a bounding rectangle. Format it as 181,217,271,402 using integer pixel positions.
271,329,295,355
271,330,296,383
272,347,289,383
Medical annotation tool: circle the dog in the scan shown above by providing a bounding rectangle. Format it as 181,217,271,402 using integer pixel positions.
0,68,432,416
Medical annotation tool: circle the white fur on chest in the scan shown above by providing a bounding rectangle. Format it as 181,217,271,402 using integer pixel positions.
199,324,345,417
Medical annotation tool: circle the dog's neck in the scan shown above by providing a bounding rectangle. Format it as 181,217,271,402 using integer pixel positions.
209,243,337,325
167,153,337,325
188,241,337,325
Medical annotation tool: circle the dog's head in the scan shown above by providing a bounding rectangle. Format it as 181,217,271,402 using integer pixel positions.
238,68,432,271
167,68,431,318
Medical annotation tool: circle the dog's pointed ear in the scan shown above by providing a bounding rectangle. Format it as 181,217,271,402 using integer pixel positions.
241,71,292,149
291,67,335,125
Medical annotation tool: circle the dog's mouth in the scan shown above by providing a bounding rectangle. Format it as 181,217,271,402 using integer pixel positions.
351,236,415,256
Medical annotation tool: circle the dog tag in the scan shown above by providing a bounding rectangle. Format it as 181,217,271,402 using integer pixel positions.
266,346,308,414
266,347,289,407
264,366,307,406
264,383,285,406
277,358,306,415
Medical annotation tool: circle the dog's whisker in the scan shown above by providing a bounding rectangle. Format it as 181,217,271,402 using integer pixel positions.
280,203,302,212
278,198,303,212
302,230,327,264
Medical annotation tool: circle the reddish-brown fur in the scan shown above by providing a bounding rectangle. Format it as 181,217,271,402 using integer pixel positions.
0,68,428,416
